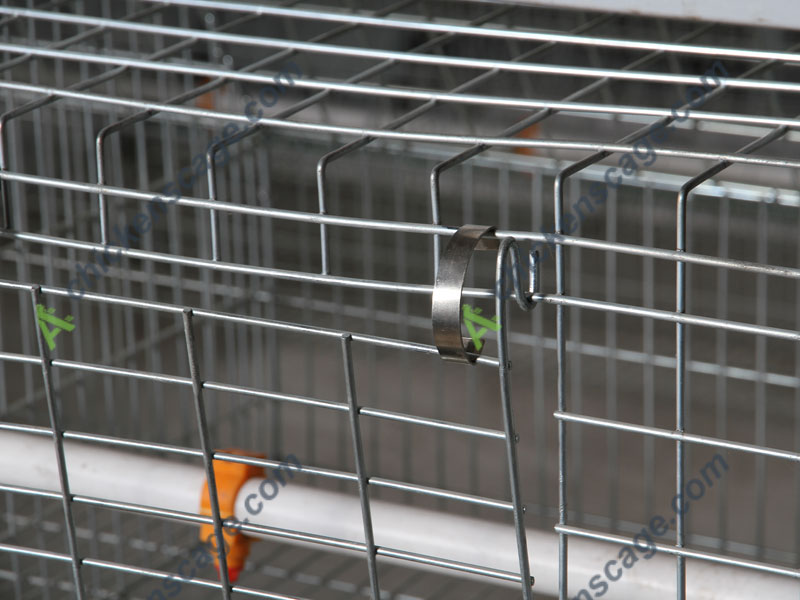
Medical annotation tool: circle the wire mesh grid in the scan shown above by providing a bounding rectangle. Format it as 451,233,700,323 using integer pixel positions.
0,1,798,599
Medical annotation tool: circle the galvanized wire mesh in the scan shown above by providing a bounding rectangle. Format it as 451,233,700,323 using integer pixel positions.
0,1,798,599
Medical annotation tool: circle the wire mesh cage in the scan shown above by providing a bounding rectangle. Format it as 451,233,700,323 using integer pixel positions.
0,1,799,599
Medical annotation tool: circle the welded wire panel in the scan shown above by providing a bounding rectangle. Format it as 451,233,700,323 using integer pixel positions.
0,1,798,600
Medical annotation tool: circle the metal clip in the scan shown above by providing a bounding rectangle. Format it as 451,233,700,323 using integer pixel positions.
432,225,539,364
431,225,499,363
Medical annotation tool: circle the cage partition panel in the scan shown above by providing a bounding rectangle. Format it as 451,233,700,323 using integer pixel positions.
0,1,799,599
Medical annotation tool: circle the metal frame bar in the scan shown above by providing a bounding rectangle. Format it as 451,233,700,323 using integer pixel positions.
28,287,86,599
9,3,800,65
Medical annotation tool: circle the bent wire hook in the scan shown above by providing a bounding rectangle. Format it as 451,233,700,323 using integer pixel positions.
432,224,539,364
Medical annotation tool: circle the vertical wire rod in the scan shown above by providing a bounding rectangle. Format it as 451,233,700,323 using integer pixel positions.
316,3,510,275
340,334,382,599
0,3,166,232
429,13,616,278
94,11,258,246
428,22,719,270
675,170,688,600
181,309,233,600
29,287,86,599
495,237,536,599
203,0,416,262
671,121,791,600
203,0,416,265
0,0,88,228
554,163,568,600
551,41,800,600
92,0,308,260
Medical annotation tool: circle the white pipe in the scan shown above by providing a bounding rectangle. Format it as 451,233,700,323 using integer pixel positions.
0,430,204,512
233,479,799,599
0,431,795,599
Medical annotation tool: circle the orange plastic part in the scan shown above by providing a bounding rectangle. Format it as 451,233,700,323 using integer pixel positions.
514,123,541,156
199,449,265,584
195,76,217,110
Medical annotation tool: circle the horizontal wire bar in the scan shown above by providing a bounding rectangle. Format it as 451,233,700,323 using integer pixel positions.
367,477,514,511
64,430,205,458
0,480,526,586
498,231,800,281
4,41,800,112
226,520,366,554
212,453,514,511
235,77,800,130
2,229,437,292
218,282,800,391
0,540,269,597
0,412,511,513
0,542,73,564
4,169,800,281
212,452,356,484
376,546,528,585
0,421,52,436
306,129,800,206
4,235,800,342
2,82,797,209
533,293,800,342
0,279,439,349
81,557,306,600
0,483,62,501
554,525,800,579
0,431,519,573
194,308,479,361
0,81,798,167
6,246,798,394
0,481,364,554
358,407,506,440
554,412,800,463
217,380,507,439
0,286,498,376
4,5,800,91
74,496,212,527
204,382,349,412
4,41,800,136
131,0,800,66
0,348,503,441
7,352,793,496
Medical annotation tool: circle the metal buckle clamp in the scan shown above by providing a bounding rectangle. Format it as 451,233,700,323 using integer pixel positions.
431,225,500,364
432,225,540,364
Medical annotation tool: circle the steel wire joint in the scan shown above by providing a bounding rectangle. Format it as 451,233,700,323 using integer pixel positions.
432,225,538,364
